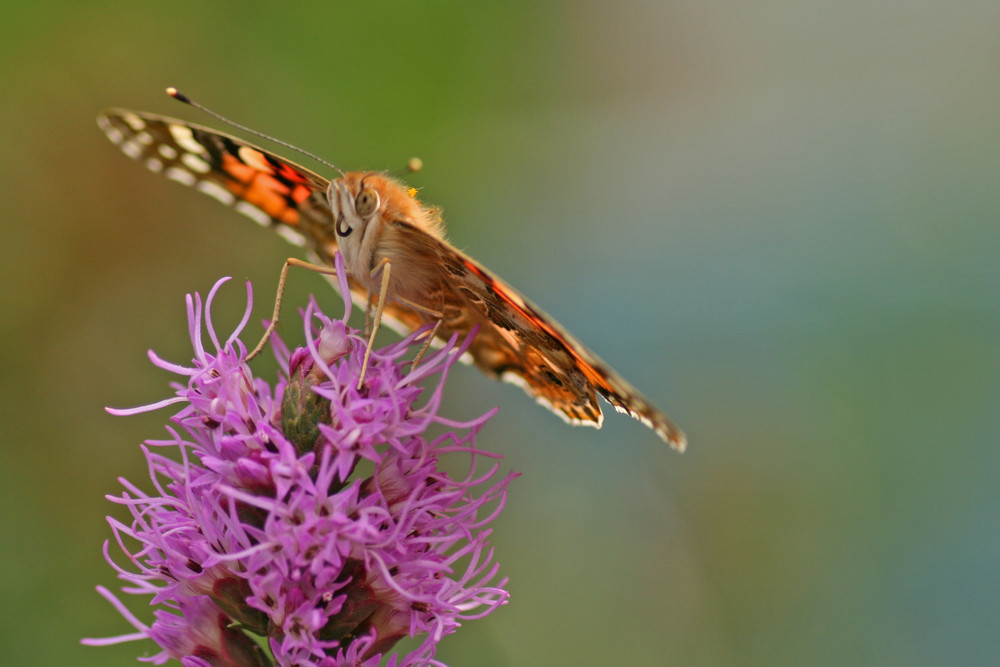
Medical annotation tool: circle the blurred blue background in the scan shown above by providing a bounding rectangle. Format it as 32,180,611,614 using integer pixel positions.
2,1,998,665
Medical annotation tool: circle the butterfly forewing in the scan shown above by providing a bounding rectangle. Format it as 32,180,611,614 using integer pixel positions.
98,109,334,255
97,109,424,327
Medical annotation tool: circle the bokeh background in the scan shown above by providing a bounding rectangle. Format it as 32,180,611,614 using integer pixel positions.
2,2,998,665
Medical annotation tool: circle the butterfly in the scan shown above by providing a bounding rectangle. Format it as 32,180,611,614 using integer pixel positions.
97,99,686,450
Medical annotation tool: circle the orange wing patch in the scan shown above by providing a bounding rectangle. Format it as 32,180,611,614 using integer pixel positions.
220,152,301,226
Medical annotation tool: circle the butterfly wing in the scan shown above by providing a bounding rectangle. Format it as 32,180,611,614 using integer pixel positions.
98,109,336,251
384,220,687,450
97,109,430,335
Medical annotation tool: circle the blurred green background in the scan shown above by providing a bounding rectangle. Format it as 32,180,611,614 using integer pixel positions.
2,1,998,665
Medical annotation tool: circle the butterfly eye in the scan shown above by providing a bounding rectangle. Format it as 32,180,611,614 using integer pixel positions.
354,188,380,217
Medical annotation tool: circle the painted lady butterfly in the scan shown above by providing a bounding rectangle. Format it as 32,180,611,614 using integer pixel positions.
97,98,686,450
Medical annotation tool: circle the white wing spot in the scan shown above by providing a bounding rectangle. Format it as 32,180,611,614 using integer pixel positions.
181,152,212,174
275,225,307,246
135,131,154,146
500,369,529,391
238,146,273,172
102,123,124,145
165,167,196,186
144,157,163,173
168,124,207,156
121,113,146,131
235,201,271,226
157,144,178,160
196,180,235,205
120,140,143,160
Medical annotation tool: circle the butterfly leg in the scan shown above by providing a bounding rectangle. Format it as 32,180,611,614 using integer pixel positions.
388,294,445,372
408,317,443,371
357,257,393,388
247,257,340,361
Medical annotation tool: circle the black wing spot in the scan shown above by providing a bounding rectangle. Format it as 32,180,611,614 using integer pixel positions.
458,286,483,304
541,368,564,387
443,256,467,277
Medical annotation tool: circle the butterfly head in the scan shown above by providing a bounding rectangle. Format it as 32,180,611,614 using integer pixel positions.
329,173,379,239
328,172,444,288
332,171,442,240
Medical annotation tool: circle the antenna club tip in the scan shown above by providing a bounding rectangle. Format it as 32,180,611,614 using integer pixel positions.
165,87,191,104
407,157,423,173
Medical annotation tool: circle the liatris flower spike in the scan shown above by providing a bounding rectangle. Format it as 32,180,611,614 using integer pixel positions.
84,252,518,666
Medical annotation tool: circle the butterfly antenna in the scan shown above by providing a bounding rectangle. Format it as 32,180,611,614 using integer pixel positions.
166,87,345,177
388,156,424,179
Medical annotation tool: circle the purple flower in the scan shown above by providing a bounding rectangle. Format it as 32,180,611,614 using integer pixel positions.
84,254,517,666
